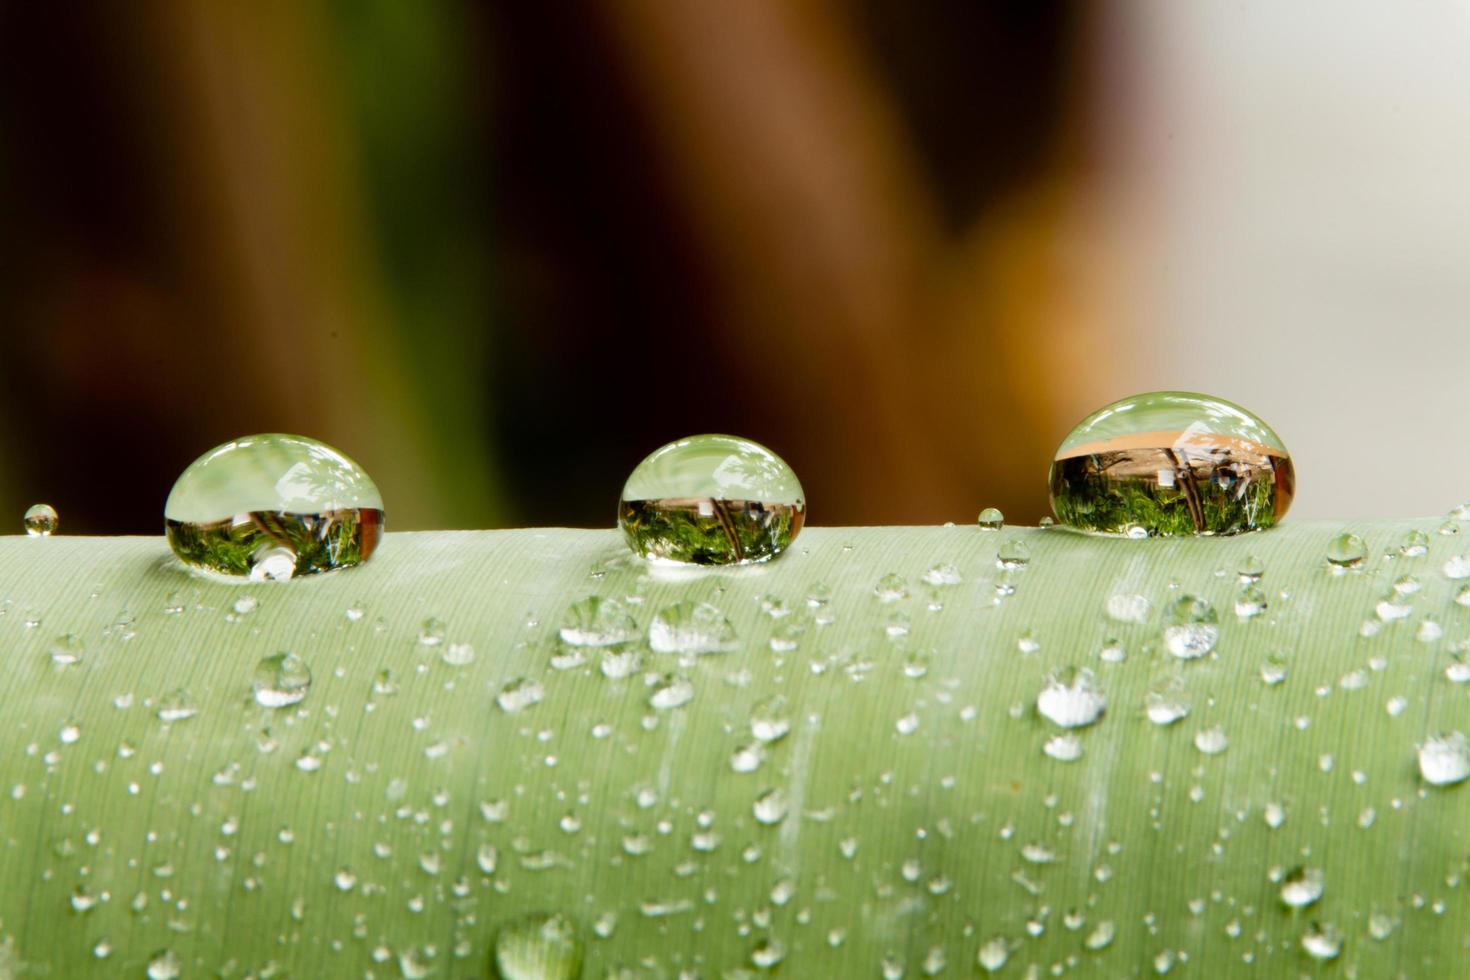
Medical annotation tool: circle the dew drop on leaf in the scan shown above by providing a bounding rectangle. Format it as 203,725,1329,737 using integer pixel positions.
23,503,57,537
617,434,804,565
164,434,382,580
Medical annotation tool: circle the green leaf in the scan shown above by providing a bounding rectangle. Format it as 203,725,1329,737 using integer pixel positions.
0,519,1464,975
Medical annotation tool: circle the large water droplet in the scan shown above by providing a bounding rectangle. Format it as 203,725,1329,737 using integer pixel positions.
1162,594,1219,659
977,937,1010,972
648,601,737,655
1419,732,1470,786
558,596,637,647
1036,669,1106,728
252,652,312,708
1049,391,1293,535
23,503,58,537
164,434,383,580
977,507,1004,530
617,434,804,565
492,912,583,980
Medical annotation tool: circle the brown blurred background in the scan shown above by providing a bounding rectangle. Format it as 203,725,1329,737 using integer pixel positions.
4,3,1469,532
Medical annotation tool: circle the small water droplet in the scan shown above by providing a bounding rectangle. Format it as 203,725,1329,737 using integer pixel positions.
753,788,789,825
417,618,446,647
1444,555,1470,580
921,562,962,587
442,642,476,666
1327,533,1367,569
1044,733,1083,762
1399,530,1431,557
146,949,181,980
978,507,1004,530
493,912,583,980
1237,554,1265,582
1300,922,1343,961
156,689,199,723
1234,584,1267,619
1163,594,1219,659
23,503,58,537
648,673,694,710
1145,688,1190,726
558,596,637,647
873,572,908,602
996,538,1030,569
497,678,545,714
252,652,312,708
164,434,382,579
1106,593,1152,624
750,695,791,742
1280,866,1325,908
1036,669,1107,728
49,633,84,667
1194,726,1229,755
977,937,1010,972
1084,920,1116,951
618,435,804,565
648,600,737,655
1049,392,1293,535
1419,732,1470,786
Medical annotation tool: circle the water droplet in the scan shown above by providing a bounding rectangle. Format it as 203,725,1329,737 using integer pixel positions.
417,618,446,647
753,788,789,825
442,642,476,666
1106,593,1152,624
1399,530,1431,557
1044,734,1083,762
146,949,181,980
164,434,382,580
1084,920,1116,951
1368,911,1398,941
558,596,637,647
1264,801,1286,828
902,648,932,678
1280,866,1325,907
996,538,1030,569
1237,554,1264,582
1194,726,1229,755
156,689,199,723
618,434,804,565
648,673,694,710
497,678,545,714
493,912,583,980
49,633,84,667
1234,584,1267,619
1327,533,1367,569
252,652,312,708
873,572,909,602
1301,922,1343,961
1145,688,1190,726
750,937,785,969
921,562,962,587
1036,669,1107,728
1162,594,1219,659
978,507,1004,530
750,695,791,742
1444,555,1470,580
977,937,1010,972
23,503,57,537
1049,391,1293,535
1419,732,1470,786
648,600,737,655
1260,654,1289,685
895,712,920,735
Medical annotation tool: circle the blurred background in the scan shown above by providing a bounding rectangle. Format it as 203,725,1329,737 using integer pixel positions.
2,2,1468,533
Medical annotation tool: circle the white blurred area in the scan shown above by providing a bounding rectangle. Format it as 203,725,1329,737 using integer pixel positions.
1101,3,1470,519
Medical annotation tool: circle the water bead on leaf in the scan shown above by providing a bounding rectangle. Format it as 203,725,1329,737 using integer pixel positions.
1049,392,1294,536
164,434,383,581
618,434,805,565
23,503,58,537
